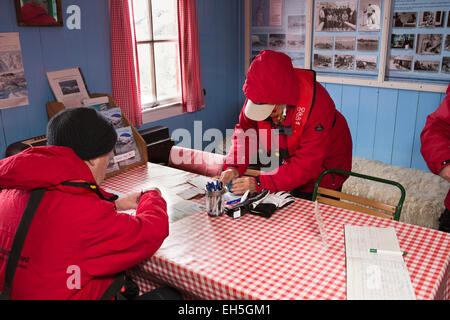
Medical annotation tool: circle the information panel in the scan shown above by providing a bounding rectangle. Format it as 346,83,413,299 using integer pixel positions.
387,0,450,83
312,0,384,78
250,0,307,67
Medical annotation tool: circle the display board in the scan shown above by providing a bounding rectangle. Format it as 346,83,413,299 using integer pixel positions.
250,0,307,67
387,0,450,84
247,0,449,92
312,0,384,78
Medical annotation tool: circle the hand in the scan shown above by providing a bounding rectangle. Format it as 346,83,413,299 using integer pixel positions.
115,188,161,211
115,192,140,211
219,169,239,186
231,177,257,195
440,165,450,183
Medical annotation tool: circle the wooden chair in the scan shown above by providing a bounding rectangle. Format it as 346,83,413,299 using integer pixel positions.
312,169,406,221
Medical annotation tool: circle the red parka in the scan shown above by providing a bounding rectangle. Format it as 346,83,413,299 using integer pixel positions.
21,3,57,24
224,50,353,193
421,84,450,210
0,146,168,299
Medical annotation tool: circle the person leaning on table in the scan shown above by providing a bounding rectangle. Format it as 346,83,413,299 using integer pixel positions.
220,50,353,200
0,107,180,299
421,84,450,233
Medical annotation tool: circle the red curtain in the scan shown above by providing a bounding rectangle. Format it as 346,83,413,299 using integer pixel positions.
110,0,142,127
178,0,205,113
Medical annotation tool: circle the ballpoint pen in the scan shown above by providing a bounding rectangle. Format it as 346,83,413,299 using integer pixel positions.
226,198,241,205
369,248,408,256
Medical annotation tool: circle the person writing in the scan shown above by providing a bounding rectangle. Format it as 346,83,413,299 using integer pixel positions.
0,107,179,299
421,84,450,232
220,50,353,200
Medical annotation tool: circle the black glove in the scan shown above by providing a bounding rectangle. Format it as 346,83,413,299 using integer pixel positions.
249,192,295,218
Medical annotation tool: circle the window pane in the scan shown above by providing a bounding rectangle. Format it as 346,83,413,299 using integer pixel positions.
154,42,181,102
152,0,178,40
137,44,155,105
133,0,152,42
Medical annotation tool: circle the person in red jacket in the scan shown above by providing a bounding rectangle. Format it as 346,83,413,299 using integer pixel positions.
221,50,353,199
21,0,57,24
0,107,178,299
421,84,450,232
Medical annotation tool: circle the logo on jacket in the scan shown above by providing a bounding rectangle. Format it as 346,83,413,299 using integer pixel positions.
315,124,324,131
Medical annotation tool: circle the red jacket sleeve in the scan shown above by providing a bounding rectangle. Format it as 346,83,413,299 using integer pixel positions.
223,99,259,176
81,190,169,276
420,86,450,176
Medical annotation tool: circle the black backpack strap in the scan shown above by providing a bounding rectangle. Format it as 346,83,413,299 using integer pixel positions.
1,188,46,299
100,273,126,300
60,181,118,202
1,185,124,300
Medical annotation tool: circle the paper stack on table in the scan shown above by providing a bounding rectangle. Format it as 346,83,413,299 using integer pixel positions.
169,200,206,223
344,225,416,300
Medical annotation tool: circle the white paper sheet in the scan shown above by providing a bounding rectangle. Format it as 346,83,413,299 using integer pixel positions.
176,187,205,200
169,200,206,223
187,176,214,190
344,225,416,300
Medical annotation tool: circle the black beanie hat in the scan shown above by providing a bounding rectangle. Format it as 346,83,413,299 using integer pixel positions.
47,107,117,160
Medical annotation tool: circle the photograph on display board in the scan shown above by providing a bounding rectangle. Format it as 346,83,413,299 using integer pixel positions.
314,36,333,49
313,53,333,68
391,34,415,50
418,11,445,28
389,55,413,71
416,34,442,55
357,36,379,51
252,34,268,49
288,15,305,33
269,34,286,49
442,56,450,72
335,36,355,50
315,1,357,32
414,59,440,72
356,55,378,71
359,0,382,31
252,0,270,26
445,35,450,51
287,34,305,50
392,12,417,28
334,54,354,69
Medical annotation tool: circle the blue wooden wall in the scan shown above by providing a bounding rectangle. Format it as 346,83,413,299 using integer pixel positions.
0,0,245,157
0,0,445,173
323,83,446,171
0,0,112,158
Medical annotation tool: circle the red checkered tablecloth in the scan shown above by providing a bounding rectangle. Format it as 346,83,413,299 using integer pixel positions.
102,164,450,300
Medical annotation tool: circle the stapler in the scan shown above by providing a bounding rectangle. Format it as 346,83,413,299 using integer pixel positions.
225,189,269,219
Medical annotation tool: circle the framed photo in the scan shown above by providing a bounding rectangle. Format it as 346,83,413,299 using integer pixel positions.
392,12,417,28
359,0,382,31
418,11,445,28
15,0,63,27
416,34,442,55
46,68,90,107
315,1,357,32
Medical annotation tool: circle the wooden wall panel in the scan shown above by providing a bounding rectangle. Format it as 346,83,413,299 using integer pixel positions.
321,83,444,171
373,88,398,164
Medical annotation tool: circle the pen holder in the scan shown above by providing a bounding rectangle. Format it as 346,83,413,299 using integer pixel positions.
205,188,225,217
